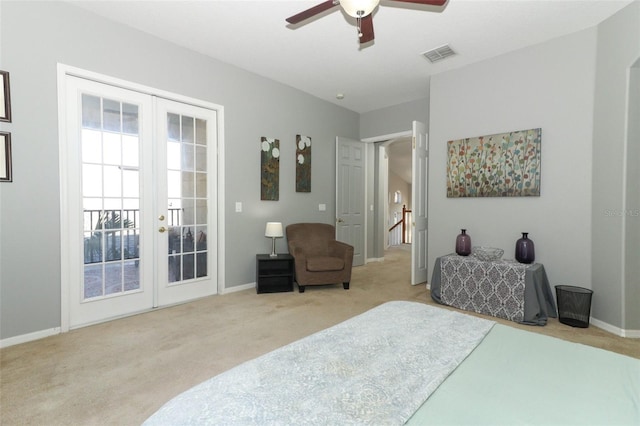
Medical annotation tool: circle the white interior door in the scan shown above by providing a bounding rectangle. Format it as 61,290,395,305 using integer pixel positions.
336,136,366,266
411,121,429,285
62,75,218,329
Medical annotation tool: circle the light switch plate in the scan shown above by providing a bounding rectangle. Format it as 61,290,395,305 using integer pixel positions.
319,204,326,211
235,202,242,213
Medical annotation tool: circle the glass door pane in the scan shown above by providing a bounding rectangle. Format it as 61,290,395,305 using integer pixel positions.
81,94,141,299
166,113,208,283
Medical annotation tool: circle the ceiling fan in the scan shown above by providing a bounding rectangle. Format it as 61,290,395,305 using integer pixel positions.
286,0,447,45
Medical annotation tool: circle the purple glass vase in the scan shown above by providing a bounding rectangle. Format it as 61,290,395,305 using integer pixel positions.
515,232,535,264
455,229,472,256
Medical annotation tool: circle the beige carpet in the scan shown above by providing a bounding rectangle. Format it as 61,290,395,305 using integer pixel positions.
1,246,638,425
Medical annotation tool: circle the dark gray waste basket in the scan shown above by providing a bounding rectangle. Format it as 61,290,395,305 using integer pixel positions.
555,285,593,328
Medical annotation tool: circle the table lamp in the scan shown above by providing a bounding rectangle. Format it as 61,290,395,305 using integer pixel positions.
265,222,283,257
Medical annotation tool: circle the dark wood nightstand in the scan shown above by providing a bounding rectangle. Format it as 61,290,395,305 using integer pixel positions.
255,254,294,293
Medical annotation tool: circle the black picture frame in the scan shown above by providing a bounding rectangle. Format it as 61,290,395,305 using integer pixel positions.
1,132,12,182
1,70,11,122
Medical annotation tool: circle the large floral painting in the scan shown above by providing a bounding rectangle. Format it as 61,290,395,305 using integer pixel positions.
447,128,541,198
261,137,279,201
296,135,311,192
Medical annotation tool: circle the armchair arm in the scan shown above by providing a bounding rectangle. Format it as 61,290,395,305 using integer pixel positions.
288,241,311,284
328,240,354,261
329,240,354,283
288,241,307,261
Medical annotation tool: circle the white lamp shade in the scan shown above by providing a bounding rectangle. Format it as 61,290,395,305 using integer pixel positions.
265,222,283,238
340,0,380,17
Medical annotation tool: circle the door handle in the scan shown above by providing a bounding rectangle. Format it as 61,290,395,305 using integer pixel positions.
336,218,344,223
158,226,167,233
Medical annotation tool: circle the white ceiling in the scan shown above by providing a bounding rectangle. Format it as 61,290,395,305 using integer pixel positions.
69,0,634,114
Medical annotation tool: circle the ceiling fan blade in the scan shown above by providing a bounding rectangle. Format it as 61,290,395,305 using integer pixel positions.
387,0,447,5
286,0,338,24
359,14,375,44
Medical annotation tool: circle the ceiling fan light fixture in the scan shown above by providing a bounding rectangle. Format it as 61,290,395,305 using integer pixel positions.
339,0,380,18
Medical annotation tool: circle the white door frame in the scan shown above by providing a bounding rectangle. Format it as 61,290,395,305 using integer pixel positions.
57,64,226,332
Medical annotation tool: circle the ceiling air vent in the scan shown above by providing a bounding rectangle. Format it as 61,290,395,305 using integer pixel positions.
422,45,456,63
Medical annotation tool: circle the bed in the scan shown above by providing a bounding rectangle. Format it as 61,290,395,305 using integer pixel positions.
144,301,640,425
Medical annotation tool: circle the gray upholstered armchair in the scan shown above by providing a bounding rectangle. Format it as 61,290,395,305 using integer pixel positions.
286,223,354,293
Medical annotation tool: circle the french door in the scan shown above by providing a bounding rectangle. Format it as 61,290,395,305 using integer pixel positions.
62,75,217,328
155,99,217,306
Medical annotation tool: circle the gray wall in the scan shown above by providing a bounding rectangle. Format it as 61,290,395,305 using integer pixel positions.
592,2,640,330
626,64,640,330
0,1,358,340
429,27,597,310
360,96,429,140
427,2,640,332
388,171,411,228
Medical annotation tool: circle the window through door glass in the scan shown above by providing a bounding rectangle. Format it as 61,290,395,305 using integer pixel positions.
82,94,141,299
166,113,208,283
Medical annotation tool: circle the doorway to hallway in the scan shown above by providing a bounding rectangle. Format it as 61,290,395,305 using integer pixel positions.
368,121,429,285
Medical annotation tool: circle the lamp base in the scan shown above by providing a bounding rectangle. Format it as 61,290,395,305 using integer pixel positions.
270,238,277,257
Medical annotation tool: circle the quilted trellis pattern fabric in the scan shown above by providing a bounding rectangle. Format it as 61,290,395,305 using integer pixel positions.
144,302,494,426
440,255,528,322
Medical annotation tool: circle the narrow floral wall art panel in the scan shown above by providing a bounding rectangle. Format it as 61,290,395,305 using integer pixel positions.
261,137,280,200
296,135,311,192
447,128,541,198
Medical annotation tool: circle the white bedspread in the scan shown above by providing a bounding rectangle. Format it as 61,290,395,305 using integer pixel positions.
144,301,495,426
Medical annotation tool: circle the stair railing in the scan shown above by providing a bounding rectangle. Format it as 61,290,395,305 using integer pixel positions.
388,204,412,245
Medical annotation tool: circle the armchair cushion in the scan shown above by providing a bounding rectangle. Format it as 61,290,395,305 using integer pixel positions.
307,256,344,272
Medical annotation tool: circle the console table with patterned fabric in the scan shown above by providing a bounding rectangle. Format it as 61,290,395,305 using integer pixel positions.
430,254,557,325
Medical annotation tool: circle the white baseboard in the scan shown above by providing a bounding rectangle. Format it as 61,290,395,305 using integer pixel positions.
590,317,640,338
0,327,61,349
222,282,255,294
623,329,640,338
366,257,385,263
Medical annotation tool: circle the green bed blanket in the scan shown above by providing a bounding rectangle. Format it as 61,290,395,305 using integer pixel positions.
406,324,640,425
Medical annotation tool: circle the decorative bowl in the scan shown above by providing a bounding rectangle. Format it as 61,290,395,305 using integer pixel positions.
472,246,504,261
